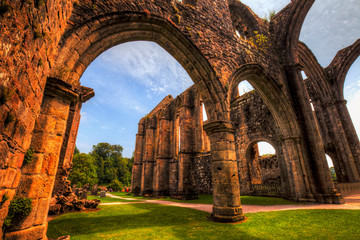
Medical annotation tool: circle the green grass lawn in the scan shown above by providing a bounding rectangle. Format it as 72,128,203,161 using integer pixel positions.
87,195,138,203
110,193,299,205
47,204,360,240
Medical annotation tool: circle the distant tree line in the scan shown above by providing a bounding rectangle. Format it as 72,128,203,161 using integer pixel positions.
68,143,133,189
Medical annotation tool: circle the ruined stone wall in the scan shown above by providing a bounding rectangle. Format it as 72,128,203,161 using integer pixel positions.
192,153,212,194
230,90,282,194
258,155,281,185
0,1,74,237
132,86,211,198
133,87,283,196
1,0,357,234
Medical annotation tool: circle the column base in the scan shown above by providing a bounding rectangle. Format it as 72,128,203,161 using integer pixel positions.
131,186,141,196
314,190,344,204
170,191,198,200
153,190,169,198
140,190,154,197
210,206,245,223
5,224,47,240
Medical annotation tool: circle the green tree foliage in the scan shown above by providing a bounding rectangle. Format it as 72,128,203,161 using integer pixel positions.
329,167,337,182
69,153,98,187
68,143,133,188
108,179,124,192
90,143,132,185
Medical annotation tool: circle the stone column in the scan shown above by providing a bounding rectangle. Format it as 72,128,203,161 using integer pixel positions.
131,119,145,195
153,110,171,197
204,121,244,223
335,100,360,177
177,100,197,200
52,86,94,197
322,101,360,183
283,65,342,204
4,78,78,239
169,115,179,196
140,116,156,196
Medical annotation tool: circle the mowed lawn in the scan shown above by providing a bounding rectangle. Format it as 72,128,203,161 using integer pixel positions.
47,203,360,240
110,193,300,205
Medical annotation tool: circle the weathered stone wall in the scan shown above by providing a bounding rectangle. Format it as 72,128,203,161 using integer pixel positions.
1,0,358,235
192,153,212,194
258,155,281,185
133,88,283,197
132,86,211,199
230,90,282,194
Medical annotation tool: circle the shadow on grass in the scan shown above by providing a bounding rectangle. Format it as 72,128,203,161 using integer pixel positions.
47,203,261,240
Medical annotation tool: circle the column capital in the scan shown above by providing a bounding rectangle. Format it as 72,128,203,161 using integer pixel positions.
45,77,78,103
203,121,235,135
45,77,95,104
78,86,95,103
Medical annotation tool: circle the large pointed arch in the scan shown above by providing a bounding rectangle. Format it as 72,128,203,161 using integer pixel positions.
52,12,226,122
229,63,300,139
326,39,360,99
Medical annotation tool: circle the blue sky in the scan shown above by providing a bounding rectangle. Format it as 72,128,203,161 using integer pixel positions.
76,0,360,161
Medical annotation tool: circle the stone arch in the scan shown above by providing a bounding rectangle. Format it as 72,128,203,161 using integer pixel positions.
272,0,315,63
228,63,315,201
53,12,225,122
327,39,360,99
297,41,331,102
298,41,360,185
244,139,282,194
229,63,300,138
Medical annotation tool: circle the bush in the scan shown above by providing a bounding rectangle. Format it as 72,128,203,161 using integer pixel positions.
108,179,123,192
3,197,32,230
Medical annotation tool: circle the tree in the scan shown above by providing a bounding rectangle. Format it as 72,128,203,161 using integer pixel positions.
108,179,123,192
329,167,337,182
69,153,98,187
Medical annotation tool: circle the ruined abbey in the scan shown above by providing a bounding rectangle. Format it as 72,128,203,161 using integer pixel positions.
0,0,359,239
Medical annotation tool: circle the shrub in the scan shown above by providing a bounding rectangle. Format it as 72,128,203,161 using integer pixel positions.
24,148,34,165
108,179,123,192
3,197,32,230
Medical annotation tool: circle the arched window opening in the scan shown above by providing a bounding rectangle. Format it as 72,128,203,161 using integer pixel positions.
326,154,337,183
301,70,307,80
257,141,276,156
246,141,281,197
76,41,193,157
202,103,208,122
240,0,290,19
238,80,254,96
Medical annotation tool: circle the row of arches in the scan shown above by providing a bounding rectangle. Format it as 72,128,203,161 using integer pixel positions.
1,1,359,238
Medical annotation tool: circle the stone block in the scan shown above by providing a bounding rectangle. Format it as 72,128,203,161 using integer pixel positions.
0,168,19,189
34,198,50,226
0,141,9,167
211,150,236,161
41,97,70,120
21,153,44,175
4,224,47,240
42,154,60,176
17,175,54,199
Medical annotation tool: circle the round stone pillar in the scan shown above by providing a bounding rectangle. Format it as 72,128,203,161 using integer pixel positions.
204,121,244,222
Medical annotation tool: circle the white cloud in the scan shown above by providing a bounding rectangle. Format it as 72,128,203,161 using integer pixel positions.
98,41,193,95
300,0,360,66
347,81,360,137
